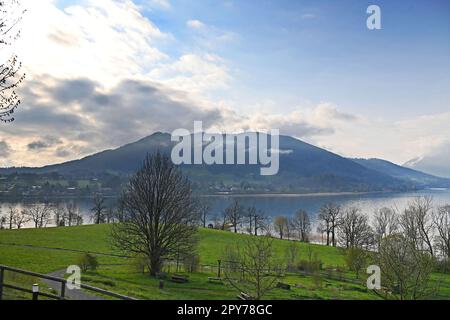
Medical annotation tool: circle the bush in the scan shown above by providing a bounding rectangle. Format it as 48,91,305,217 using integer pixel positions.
298,254,322,273
183,254,200,273
77,253,99,272
435,258,450,274
344,248,368,278
131,255,147,274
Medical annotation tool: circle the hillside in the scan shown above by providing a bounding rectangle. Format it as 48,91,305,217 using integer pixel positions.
1,225,449,300
2,132,447,194
352,158,450,188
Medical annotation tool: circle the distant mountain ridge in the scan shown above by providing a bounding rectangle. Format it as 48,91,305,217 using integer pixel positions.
351,158,450,189
1,132,449,193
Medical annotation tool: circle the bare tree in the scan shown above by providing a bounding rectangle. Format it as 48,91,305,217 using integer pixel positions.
400,196,435,256
223,236,284,300
290,209,311,242
6,205,17,229
13,209,29,229
111,153,198,276
0,214,5,229
65,202,79,226
433,205,450,258
197,200,211,228
246,207,267,236
52,203,66,227
375,234,437,300
373,207,399,249
273,215,288,239
0,0,26,122
91,193,106,224
225,199,243,233
318,203,341,246
25,203,52,228
338,207,373,249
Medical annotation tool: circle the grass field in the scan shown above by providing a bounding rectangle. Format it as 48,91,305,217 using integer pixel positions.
0,225,449,300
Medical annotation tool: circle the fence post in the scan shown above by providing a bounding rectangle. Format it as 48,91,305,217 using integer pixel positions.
32,284,39,300
60,281,66,299
0,267,4,300
217,260,222,278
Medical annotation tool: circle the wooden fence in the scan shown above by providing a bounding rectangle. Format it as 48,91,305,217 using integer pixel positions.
0,265,137,300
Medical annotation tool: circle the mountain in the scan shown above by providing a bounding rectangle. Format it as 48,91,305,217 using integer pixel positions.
1,132,444,194
403,149,450,178
352,158,450,188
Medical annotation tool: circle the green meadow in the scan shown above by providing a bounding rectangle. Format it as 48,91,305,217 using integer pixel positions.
1,225,449,300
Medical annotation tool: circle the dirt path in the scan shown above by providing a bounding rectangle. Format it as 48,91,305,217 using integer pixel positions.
42,270,106,300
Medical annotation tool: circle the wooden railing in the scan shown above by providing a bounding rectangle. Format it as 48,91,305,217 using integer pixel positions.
0,265,137,300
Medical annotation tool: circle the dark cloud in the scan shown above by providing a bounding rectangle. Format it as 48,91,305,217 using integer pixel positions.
0,141,11,158
27,136,63,151
2,76,224,161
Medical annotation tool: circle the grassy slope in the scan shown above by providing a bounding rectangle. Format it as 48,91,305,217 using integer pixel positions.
0,225,448,300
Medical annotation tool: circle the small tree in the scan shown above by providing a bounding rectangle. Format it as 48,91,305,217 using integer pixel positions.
318,203,341,246
373,207,399,249
223,236,284,300
198,201,211,228
344,247,368,279
273,215,288,240
290,209,311,242
400,197,435,256
338,207,373,249
285,241,299,272
13,209,29,229
375,234,437,300
24,203,51,228
91,193,106,224
77,253,99,272
225,199,243,233
433,205,450,259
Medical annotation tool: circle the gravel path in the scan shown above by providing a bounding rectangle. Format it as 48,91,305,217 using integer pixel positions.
42,270,106,300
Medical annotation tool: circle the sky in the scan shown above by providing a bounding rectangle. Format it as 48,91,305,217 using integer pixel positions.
0,0,449,172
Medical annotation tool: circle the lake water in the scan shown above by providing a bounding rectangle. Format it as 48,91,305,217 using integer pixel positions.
1,189,450,227
204,189,450,220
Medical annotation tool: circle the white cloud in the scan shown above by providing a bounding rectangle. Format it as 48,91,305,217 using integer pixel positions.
187,19,205,29
17,0,169,87
148,53,231,93
144,0,171,10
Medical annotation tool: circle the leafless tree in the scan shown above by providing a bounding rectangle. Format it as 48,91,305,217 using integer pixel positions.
400,196,435,256
225,199,243,233
245,207,267,236
0,0,26,122
91,193,106,224
373,207,399,249
65,202,79,226
338,207,373,249
197,200,211,228
6,205,17,229
223,236,284,300
290,209,311,242
273,215,288,240
52,203,66,227
0,215,5,229
433,205,450,258
13,209,29,229
318,203,341,246
111,152,199,276
25,203,52,228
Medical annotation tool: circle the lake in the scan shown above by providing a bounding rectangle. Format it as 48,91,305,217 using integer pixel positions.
1,189,450,227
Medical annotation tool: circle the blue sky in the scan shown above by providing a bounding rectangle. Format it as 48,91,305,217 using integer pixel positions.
137,0,450,119
1,0,449,174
